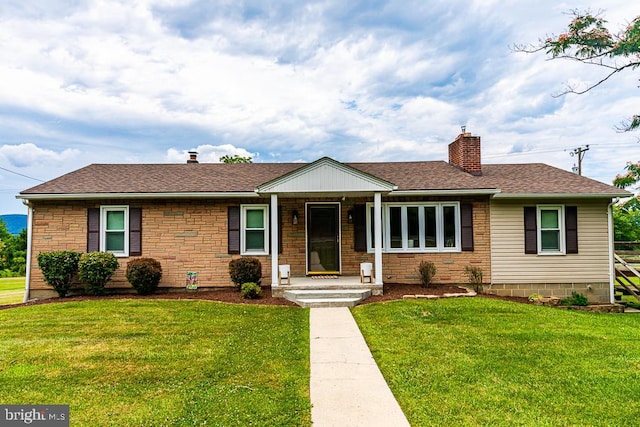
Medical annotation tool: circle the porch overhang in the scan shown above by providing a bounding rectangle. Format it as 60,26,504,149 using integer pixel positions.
255,157,397,196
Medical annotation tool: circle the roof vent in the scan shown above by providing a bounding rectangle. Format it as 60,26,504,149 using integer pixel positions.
187,151,199,164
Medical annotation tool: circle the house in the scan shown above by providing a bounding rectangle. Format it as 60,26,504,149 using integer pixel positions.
18,132,629,303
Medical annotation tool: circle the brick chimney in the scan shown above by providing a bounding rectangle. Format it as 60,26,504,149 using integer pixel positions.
448,132,481,176
187,151,199,164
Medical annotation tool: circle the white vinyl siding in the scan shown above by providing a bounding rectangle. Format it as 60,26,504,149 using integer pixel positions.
490,199,610,283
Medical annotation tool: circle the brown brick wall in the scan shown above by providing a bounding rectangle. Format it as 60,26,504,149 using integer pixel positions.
28,195,492,298
448,133,482,175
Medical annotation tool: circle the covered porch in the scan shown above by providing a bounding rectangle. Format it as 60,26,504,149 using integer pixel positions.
255,157,397,300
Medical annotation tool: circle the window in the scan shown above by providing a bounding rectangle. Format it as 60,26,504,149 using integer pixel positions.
366,202,461,252
537,205,565,254
241,205,269,255
101,206,129,256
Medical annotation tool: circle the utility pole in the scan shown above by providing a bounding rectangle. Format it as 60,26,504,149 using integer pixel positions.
570,145,589,175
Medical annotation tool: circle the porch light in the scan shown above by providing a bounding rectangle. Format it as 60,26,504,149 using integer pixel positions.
292,210,298,225
347,210,353,224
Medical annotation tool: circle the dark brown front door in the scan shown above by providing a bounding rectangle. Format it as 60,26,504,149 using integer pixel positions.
307,204,340,274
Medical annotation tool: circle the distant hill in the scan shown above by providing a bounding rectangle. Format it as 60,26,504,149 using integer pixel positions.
0,214,27,235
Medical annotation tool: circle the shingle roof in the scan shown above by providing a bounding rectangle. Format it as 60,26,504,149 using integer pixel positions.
20,160,626,197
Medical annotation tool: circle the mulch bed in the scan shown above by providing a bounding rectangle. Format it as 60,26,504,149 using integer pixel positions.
0,284,529,310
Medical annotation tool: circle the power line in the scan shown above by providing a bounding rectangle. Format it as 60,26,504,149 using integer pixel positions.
484,141,637,160
569,145,590,175
0,165,44,182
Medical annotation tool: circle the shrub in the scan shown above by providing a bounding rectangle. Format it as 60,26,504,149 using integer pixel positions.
417,261,437,288
36,250,81,297
561,291,589,306
240,282,262,299
528,293,545,302
229,257,262,288
126,258,162,295
78,252,119,296
464,265,484,293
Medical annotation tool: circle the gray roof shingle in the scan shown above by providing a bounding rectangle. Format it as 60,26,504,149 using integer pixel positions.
20,161,626,197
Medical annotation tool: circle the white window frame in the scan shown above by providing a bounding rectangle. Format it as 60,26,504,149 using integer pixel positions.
100,205,129,257
241,205,269,255
537,205,565,255
366,202,461,253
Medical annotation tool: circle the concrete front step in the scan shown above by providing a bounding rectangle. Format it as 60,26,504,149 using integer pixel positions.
284,289,372,307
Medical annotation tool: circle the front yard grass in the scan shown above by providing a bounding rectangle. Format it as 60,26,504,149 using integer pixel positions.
352,297,640,426
0,277,25,305
0,300,310,426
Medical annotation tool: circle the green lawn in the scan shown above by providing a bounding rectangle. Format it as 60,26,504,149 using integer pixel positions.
0,300,310,426
0,277,25,305
353,298,640,426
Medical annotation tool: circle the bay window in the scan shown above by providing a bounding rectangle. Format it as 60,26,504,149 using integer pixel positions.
366,202,461,252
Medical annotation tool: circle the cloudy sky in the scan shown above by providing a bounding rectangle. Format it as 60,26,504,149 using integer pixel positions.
0,1,638,213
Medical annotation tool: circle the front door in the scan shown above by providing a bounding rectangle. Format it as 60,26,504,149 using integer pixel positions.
307,203,340,274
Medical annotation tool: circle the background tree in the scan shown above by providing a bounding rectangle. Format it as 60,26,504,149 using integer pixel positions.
220,154,252,163
516,10,639,132
0,220,27,277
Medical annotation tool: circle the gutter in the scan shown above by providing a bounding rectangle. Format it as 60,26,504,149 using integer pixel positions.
16,191,260,201
22,200,33,303
493,192,630,199
607,198,618,304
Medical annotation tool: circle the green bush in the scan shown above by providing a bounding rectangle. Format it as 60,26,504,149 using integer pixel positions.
36,250,81,297
240,282,262,299
417,261,437,288
78,252,119,296
464,265,484,293
561,291,589,306
229,257,262,288
528,293,545,302
126,258,162,295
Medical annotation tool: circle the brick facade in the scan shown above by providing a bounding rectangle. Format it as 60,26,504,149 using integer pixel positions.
27,195,492,299
448,133,482,175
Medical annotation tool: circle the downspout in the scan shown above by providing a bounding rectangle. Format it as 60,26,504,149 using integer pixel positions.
607,198,618,304
22,200,33,302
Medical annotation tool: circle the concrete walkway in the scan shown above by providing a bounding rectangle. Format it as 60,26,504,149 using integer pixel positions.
310,307,411,427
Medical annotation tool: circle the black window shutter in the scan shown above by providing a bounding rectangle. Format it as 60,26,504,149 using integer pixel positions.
460,203,474,251
87,208,100,252
129,207,142,256
353,204,367,252
565,206,578,254
524,206,537,254
228,206,240,254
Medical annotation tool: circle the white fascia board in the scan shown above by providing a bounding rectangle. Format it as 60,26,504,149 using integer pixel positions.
16,192,260,200
390,189,500,196
492,192,629,199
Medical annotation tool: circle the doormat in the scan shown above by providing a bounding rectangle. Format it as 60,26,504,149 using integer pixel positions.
311,275,339,279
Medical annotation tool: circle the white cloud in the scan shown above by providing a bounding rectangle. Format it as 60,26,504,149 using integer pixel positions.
0,0,638,214
0,143,80,168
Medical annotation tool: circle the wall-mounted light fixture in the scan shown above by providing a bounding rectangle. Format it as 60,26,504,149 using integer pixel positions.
292,210,299,225
347,209,353,224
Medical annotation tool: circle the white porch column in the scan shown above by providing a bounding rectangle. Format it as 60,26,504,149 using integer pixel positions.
374,192,383,285
270,194,279,287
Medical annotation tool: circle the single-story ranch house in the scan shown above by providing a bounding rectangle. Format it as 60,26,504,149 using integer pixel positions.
18,132,629,303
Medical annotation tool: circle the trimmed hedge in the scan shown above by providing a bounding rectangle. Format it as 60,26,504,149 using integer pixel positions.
36,250,81,297
126,258,162,295
229,257,262,288
78,252,119,296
